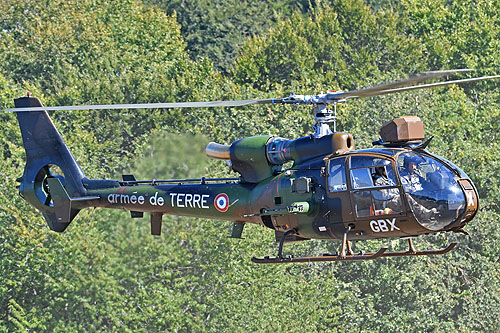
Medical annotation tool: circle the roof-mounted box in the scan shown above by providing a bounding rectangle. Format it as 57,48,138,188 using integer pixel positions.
379,116,424,143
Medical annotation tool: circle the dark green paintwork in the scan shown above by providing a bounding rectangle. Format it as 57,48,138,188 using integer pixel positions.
13,97,479,255
230,135,278,183
89,182,256,222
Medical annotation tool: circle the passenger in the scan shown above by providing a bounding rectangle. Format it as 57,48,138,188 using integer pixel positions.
372,166,399,212
374,166,393,187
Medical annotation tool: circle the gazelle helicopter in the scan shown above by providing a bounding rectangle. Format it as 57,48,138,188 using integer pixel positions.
7,69,500,263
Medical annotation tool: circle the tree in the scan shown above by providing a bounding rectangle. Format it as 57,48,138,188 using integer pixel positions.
145,0,311,74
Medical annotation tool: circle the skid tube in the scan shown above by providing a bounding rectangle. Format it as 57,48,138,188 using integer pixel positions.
252,228,457,264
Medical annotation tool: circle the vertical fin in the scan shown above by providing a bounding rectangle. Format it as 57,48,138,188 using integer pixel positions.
15,96,87,231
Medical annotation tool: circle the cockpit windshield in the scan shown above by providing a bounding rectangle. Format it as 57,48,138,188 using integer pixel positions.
397,152,466,230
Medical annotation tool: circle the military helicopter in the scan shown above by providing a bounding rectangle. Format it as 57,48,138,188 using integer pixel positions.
7,69,500,263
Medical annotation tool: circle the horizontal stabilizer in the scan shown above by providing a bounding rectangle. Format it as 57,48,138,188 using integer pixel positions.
47,178,72,223
47,178,99,223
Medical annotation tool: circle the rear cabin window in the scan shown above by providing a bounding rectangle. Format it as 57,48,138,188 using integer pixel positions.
328,157,347,192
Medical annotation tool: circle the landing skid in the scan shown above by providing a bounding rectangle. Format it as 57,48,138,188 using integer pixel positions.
251,227,457,264
380,242,456,257
251,248,388,264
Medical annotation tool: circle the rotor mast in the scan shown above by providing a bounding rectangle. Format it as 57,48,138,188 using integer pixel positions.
281,92,347,138
311,102,340,138
312,104,334,138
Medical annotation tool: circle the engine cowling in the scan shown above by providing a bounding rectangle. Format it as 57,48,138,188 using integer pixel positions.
206,133,355,183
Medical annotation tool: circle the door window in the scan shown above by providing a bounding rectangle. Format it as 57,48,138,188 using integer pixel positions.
349,155,402,217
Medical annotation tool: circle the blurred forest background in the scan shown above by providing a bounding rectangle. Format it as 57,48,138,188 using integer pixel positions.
1,0,500,331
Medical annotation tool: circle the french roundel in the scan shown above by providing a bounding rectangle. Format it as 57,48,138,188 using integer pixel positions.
214,193,229,212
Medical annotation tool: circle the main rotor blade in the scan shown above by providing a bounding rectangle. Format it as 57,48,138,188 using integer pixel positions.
346,74,500,99
328,69,474,100
5,98,283,112
5,69,498,112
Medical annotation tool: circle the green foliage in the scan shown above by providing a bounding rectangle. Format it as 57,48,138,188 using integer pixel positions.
1,0,186,103
233,0,426,92
131,132,210,179
399,0,500,71
0,0,236,175
144,0,310,74
1,0,500,331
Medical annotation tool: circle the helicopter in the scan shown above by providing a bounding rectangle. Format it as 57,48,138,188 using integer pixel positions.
7,69,500,264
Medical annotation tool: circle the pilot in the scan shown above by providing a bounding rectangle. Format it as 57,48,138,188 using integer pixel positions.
374,164,437,220
399,155,425,192
399,154,438,220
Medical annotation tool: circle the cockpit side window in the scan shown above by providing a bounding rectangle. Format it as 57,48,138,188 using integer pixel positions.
328,157,347,192
350,168,374,189
349,155,402,218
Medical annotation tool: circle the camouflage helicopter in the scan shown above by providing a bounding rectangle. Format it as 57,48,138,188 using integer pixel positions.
7,70,500,263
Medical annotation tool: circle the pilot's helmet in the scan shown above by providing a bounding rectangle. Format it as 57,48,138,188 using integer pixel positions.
403,154,421,167
375,166,386,176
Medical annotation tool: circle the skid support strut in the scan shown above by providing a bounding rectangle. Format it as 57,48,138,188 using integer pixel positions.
340,225,354,257
277,228,297,259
